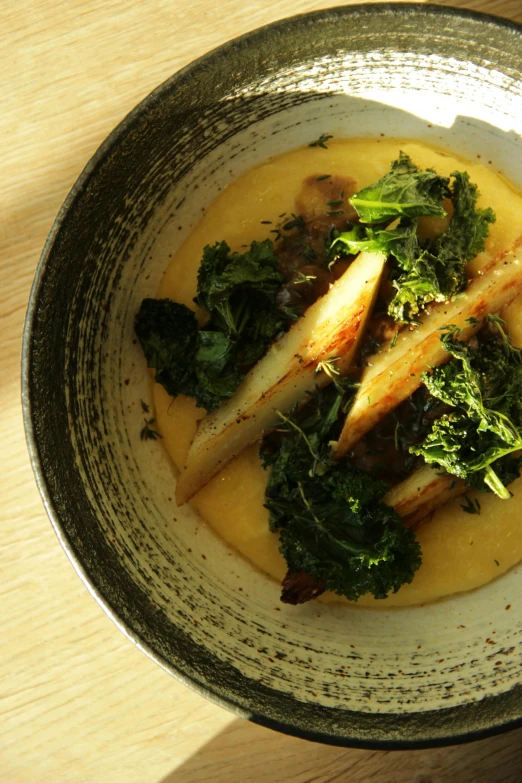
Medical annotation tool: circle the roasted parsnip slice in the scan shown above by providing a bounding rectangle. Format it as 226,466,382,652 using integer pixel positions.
384,465,466,528
176,250,386,504
335,236,522,459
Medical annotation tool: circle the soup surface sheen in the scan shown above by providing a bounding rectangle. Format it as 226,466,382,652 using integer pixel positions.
154,138,522,607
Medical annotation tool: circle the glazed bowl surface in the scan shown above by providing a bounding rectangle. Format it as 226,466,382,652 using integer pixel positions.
23,3,522,748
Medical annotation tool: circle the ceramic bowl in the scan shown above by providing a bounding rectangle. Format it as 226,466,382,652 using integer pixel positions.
23,3,522,748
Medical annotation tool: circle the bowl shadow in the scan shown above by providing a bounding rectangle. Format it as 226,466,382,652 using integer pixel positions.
157,718,522,783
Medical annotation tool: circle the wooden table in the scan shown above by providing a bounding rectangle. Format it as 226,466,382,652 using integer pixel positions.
3,1,522,780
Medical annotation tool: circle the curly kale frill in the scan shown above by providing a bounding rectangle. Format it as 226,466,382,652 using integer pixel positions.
134,298,243,412
411,318,522,498
387,172,496,324
134,240,296,410
330,154,495,324
349,151,450,223
261,386,422,602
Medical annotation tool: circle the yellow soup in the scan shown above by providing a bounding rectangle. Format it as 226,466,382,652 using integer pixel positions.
154,138,522,607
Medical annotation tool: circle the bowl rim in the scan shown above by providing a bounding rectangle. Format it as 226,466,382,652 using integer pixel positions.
22,1,522,750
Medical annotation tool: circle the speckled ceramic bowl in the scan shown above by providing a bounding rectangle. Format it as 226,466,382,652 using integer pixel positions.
23,4,522,748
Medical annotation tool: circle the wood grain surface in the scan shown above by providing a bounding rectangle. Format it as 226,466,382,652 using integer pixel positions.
2,2,522,781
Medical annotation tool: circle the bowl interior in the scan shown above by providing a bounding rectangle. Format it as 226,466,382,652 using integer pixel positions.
24,4,522,747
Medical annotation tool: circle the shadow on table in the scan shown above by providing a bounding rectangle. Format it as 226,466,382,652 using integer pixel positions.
158,720,522,783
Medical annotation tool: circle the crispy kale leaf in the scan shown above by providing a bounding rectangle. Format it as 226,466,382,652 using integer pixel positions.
329,217,419,266
331,157,495,324
424,172,496,275
411,318,522,498
388,171,496,323
195,240,289,336
134,298,242,411
262,385,422,602
135,240,294,410
349,151,449,223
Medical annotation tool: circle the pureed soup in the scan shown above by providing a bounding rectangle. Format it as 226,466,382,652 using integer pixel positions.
149,138,522,608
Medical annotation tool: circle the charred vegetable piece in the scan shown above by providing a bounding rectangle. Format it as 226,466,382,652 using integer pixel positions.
383,465,467,528
280,571,326,604
175,250,385,504
335,237,522,459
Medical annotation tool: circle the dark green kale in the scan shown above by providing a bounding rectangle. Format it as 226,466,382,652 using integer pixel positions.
411,318,522,498
135,240,296,411
330,155,495,324
134,298,242,411
388,172,496,323
349,151,449,223
329,217,419,267
195,240,290,335
309,133,333,149
262,384,422,603
423,172,496,277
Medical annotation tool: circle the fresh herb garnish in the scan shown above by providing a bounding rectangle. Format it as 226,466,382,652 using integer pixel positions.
281,214,306,233
309,133,333,149
293,271,317,285
135,240,297,411
315,356,348,395
140,417,162,441
411,317,522,498
262,385,422,603
296,237,317,263
460,495,481,515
